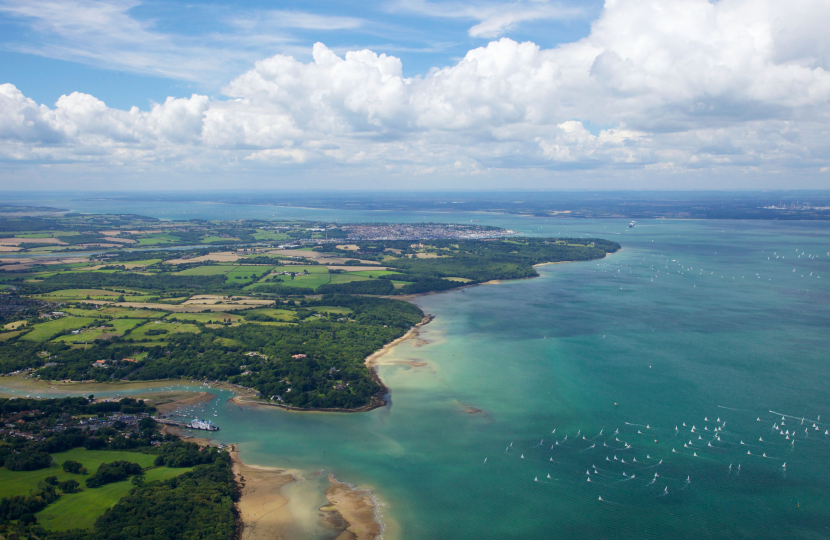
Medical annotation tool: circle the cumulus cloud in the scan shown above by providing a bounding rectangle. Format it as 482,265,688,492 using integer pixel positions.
1,0,829,184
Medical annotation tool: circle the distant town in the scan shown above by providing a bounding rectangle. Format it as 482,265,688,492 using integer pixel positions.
341,223,513,241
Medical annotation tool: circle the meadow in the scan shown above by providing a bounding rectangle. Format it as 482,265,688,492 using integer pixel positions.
20,317,97,342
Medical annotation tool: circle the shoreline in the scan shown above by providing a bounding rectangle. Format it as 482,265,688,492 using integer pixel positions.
230,449,382,540
231,313,435,414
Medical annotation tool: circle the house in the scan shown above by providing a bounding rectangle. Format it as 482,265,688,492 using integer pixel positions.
291,354,307,359
122,358,137,363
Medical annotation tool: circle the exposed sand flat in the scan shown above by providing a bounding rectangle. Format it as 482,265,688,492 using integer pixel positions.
149,390,215,413
322,476,380,540
365,315,434,368
232,451,297,540
165,252,242,264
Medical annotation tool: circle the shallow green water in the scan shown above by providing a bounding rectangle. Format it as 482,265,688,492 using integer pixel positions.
209,218,828,539
5,201,830,538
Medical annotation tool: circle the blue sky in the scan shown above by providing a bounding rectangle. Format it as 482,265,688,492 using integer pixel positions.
0,0,600,109
0,0,829,191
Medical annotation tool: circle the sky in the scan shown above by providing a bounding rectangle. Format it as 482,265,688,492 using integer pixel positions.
0,0,829,191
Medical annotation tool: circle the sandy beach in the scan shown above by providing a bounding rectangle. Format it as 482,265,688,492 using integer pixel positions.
232,449,298,540
322,476,381,540
365,314,434,368
231,451,381,540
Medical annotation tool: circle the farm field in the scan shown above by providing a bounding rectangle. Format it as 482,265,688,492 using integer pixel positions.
50,318,144,343
136,234,178,245
240,308,297,321
20,317,97,342
96,308,167,319
344,270,403,278
0,449,158,499
174,265,236,276
166,311,243,323
312,306,352,315
126,321,200,341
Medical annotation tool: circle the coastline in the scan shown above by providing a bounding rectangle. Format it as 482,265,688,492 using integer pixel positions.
230,449,383,540
231,313,435,414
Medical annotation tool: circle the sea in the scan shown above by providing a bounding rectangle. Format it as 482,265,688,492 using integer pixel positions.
4,195,830,539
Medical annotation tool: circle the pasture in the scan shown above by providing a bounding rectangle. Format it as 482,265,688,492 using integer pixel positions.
20,317,97,342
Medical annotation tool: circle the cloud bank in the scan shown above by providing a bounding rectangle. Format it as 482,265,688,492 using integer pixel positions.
2,0,830,188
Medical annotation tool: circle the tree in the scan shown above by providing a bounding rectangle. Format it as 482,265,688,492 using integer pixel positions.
60,479,80,493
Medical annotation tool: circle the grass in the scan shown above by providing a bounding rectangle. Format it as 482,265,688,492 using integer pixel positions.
0,449,157,499
20,317,97,342
40,289,124,298
50,319,143,343
312,306,352,315
166,312,243,323
0,449,191,531
240,308,297,321
174,265,236,276
328,273,370,285
38,466,190,531
201,235,239,243
0,330,26,341
251,231,288,241
136,234,178,245
275,265,329,274
121,259,162,267
126,321,199,341
344,270,403,278
97,308,168,319
214,337,243,347
267,273,331,289
225,266,272,284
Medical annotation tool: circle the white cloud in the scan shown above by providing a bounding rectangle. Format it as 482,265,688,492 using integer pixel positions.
389,0,583,38
1,0,830,187
0,0,363,83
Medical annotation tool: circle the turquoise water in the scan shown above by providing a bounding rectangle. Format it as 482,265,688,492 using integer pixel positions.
211,218,830,540
4,198,830,538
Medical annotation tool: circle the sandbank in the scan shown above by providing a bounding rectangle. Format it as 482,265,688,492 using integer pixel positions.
322,475,381,540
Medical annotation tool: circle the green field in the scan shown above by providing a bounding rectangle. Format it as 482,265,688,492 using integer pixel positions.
271,273,331,289
136,234,178,245
0,448,190,531
200,235,238,243
328,273,371,285
167,312,243,323
38,465,190,531
121,258,162,267
345,270,403,278
214,337,244,347
174,265,236,276
239,308,297,321
50,319,143,343
21,317,97,342
225,265,272,284
312,306,353,315
126,321,199,341
277,265,329,274
0,449,158,499
40,289,124,298
251,231,289,241
97,308,168,319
